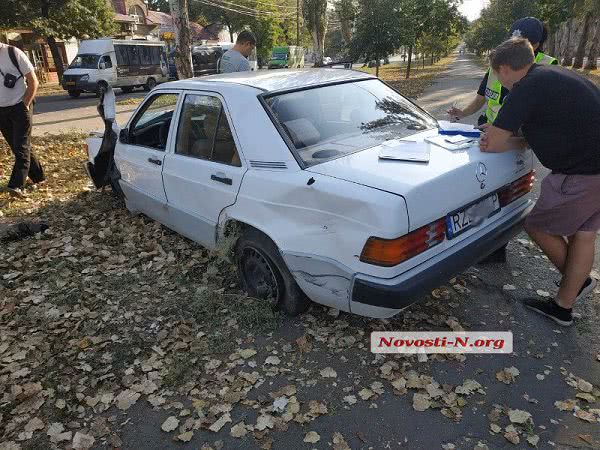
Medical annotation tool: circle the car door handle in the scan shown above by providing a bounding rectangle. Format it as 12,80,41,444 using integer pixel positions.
211,174,232,185
148,157,162,166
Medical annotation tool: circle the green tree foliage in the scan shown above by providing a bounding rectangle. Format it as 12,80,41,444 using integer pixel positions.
349,0,405,76
1,0,116,79
350,0,464,78
334,0,357,44
190,0,294,66
145,0,171,13
464,0,542,54
252,0,281,65
190,0,250,42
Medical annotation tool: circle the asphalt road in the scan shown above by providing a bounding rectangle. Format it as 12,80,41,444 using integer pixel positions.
110,53,600,450
32,88,146,136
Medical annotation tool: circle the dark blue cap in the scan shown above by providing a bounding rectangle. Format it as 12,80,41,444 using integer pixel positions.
509,17,544,44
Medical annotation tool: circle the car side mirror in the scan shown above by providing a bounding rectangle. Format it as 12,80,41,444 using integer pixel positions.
119,128,129,144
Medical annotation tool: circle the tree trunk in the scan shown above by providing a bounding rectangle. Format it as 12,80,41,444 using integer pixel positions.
46,37,65,81
431,54,434,65
573,12,592,69
311,29,325,66
340,19,352,44
40,0,65,82
405,45,413,79
561,19,575,66
584,19,599,70
422,53,425,69
375,57,380,77
168,0,193,79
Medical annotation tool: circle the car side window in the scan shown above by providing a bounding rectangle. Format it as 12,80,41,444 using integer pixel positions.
176,94,241,166
129,94,179,150
101,55,113,69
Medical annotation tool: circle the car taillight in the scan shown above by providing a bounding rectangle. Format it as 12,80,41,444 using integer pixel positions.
360,218,446,267
498,170,535,207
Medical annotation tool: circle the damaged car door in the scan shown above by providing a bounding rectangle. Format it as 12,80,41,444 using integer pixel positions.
162,92,246,247
86,87,119,190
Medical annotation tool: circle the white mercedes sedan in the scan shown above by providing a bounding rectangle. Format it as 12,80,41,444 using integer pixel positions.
86,69,535,318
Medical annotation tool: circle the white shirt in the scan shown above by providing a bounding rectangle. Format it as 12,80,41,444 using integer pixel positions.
0,43,34,107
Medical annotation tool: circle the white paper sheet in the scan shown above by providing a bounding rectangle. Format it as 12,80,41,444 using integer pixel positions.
437,120,480,135
378,139,431,162
425,135,477,150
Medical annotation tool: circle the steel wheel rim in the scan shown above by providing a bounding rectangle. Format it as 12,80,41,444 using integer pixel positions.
241,246,280,302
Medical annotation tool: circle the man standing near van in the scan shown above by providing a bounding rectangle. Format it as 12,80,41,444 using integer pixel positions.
218,31,256,74
0,43,43,198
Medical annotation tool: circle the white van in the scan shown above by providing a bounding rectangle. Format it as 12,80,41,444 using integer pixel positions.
62,39,169,98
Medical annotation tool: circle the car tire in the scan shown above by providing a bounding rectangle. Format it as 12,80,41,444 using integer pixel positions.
236,228,311,316
95,82,108,98
67,90,81,98
121,86,134,93
143,77,157,92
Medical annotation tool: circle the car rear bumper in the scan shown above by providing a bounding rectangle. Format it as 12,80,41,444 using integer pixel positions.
350,200,533,316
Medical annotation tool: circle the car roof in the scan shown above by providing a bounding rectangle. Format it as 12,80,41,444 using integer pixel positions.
160,68,376,94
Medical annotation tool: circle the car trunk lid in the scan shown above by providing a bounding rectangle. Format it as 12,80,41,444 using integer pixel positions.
307,129,533,231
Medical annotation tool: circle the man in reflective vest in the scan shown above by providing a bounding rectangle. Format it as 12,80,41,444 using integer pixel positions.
448,17,557,125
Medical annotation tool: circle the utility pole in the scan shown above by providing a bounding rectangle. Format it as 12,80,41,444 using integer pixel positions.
168,0,193,79
296,0,300,47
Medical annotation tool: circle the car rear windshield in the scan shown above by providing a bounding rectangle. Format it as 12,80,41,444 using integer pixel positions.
264,79,437,166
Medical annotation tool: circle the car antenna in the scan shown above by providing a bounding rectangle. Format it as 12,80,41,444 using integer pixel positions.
307,177,315,186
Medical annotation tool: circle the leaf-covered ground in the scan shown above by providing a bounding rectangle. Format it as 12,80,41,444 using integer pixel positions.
1,112,600,448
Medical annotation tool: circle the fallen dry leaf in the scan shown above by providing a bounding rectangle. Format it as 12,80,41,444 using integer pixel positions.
161,416,179,432
303,431,320,443
508,409,532,424
320,367,337,378
413,393,431,411
230,422,248,438
177,431,193,442
496,367,520,384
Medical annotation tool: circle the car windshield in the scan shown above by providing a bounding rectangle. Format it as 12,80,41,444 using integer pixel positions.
69,54,100,69
264,79,437,167
272,53,287,60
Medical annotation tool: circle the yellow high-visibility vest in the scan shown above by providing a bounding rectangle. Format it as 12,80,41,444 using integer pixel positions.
485,52,558,123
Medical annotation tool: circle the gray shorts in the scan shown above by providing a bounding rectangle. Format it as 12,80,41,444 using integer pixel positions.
525,173,600,236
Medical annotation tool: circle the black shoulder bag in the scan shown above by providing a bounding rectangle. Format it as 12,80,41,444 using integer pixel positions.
0,46,24,88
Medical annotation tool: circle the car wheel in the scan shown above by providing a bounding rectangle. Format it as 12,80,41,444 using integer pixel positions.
67,90,81,98
95,82,108,98
143,77,157,92
121,86,134,93
236,228,311,316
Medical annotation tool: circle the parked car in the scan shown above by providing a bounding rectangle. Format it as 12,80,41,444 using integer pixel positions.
85,69,534,318
62,39,169,98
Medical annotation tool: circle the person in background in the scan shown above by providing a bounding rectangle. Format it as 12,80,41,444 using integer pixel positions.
448,17,557,125
479,38,600,327
218,30,257,74
0,42,43,198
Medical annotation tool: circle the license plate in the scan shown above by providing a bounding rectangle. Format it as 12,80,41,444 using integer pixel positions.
446,194,500,239
65,81,75,86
